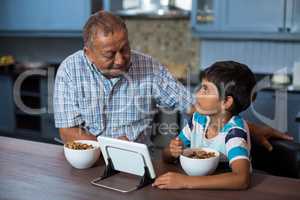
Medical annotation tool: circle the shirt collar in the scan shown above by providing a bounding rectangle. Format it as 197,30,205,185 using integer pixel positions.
84,52,101,73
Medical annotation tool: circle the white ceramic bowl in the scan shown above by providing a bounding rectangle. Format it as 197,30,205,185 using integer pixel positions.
64,140,101,169
180,147,220,176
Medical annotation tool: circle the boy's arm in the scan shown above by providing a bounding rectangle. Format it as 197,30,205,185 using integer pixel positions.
185,159,250,189
162,146,177,163
153,159,250,190
162,114,193,163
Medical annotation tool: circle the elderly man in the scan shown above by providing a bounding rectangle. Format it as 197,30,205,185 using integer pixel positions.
53,11,292,151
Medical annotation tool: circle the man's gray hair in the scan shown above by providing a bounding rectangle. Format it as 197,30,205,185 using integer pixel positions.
83,11,127,48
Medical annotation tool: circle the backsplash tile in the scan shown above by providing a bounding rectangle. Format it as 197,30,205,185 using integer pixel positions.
125,19,200,78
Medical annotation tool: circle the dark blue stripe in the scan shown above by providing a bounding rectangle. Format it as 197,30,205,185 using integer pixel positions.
188,117,193,130
225,128,248,143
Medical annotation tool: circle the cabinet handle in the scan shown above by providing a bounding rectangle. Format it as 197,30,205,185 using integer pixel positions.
278,27,285,32
296,116,300,123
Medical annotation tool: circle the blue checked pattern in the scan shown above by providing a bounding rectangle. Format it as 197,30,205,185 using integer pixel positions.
53,50,193,143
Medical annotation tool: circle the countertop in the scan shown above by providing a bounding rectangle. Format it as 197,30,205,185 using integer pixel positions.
254,73,300,93
1,136,300,200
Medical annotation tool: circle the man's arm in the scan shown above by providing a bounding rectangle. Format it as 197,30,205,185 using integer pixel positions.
247,121,293,151
59,128,131,144
54,63,94,143
59,127,96,144
153,65,193,112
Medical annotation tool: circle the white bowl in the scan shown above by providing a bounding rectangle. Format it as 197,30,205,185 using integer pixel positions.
64,140,101,169
180,147,220,176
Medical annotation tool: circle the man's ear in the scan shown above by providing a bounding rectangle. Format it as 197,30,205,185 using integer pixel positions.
223,96,234,111
84,46,94,62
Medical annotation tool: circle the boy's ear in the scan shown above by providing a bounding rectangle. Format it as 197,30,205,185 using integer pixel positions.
223,96,234,111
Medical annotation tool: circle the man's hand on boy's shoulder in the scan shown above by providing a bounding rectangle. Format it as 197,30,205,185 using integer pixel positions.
247,122,293,151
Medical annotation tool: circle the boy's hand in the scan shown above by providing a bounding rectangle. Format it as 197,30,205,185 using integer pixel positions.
169,137,183,158
152,172,188,189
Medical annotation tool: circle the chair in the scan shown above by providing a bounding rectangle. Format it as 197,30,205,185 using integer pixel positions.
251,139,300,178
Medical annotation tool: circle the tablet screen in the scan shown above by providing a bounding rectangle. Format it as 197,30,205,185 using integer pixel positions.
97,136,156,179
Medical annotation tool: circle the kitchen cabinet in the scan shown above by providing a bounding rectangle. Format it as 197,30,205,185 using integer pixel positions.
0,68,59,143
287,93,300,142
286,0,300,33
221,0,285,33
191,0,222,32
40,78,59,141
0,75,15,133
0,0,93,36
191,0,300,40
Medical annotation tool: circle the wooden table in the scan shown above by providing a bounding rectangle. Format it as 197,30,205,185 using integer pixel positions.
1,136,300,200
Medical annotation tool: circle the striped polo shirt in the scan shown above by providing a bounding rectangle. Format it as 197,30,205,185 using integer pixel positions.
178,112,251,165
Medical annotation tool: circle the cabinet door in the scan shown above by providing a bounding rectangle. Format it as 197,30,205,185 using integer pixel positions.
41,113,59,141
0,75,15,133
287,93,300,142
286,0,300,33
191,0,223,32
221,0,285,32
0,0,90,31
40,78,59,141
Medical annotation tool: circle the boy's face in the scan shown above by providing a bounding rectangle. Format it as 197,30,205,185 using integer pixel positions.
195,79,222,115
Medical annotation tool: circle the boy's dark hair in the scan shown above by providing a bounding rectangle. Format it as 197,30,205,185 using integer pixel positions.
200,61,256,115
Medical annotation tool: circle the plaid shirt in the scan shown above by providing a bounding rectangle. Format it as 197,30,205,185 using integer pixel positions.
53,50,193,143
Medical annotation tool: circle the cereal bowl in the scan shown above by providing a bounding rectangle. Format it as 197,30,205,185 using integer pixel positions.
64,140,101,169
180,147,220,176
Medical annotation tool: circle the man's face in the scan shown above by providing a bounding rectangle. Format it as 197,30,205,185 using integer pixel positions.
85,30,131,78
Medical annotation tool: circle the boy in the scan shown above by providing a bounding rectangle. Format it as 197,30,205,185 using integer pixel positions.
153,61,256,190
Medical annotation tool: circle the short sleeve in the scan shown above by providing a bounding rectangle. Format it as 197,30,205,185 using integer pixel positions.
225,128,250,165
53,65,83,128
178,117,194,147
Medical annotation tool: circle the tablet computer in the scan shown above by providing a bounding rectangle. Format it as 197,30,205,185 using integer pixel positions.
97,136,156,179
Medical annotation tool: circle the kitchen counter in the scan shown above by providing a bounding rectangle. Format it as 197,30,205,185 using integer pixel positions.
254,73,300,93
1,136,300,200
